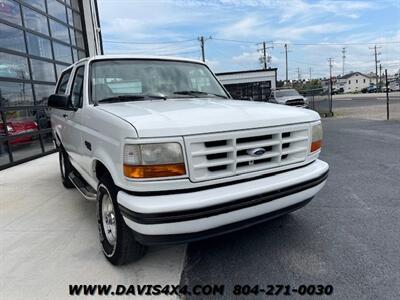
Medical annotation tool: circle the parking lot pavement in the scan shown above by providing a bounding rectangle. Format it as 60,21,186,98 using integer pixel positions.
0,154,186,300
181,118,400,299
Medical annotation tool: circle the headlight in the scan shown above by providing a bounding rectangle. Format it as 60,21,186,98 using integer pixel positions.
311,123,323,152
6,125,13,132
123,143,186,178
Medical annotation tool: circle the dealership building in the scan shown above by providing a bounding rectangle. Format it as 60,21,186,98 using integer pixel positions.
0,0,102,169
216,68,277,101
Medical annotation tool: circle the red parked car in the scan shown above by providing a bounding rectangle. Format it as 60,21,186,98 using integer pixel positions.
0,120,38,144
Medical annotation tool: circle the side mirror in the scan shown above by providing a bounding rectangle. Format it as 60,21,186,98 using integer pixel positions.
48,94,74,110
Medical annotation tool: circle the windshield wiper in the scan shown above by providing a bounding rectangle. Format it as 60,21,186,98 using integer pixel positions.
173,90,228,99
98,94,167,103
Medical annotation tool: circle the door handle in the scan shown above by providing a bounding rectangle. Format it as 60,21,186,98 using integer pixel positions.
63,114,68,118
85,141,92,151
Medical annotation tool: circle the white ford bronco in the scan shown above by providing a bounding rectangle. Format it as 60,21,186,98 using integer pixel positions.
49,55,329,265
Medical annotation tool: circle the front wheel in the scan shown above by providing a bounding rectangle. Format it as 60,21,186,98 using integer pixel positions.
97,175,146,265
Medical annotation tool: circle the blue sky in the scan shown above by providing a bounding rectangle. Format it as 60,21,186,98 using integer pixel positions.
98,0,400,79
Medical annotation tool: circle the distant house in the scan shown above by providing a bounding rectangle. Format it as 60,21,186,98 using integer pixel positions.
338,72,376,93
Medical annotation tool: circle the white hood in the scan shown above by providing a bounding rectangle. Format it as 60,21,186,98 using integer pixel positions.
98,98,319,138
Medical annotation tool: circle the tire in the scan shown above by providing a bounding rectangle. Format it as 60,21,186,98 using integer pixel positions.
97,174,146,265
59,148,74,188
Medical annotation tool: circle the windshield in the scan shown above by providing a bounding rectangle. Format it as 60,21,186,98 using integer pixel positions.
90,59,229,103
274,89,300,97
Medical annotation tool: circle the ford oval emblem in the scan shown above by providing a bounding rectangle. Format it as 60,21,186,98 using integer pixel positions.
247,147,266,157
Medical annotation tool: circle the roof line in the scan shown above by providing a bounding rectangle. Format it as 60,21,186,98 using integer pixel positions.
216,68,278,76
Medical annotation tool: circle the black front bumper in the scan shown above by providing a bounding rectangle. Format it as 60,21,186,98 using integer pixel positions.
119,170,328,225
120,169,329,245
133,198,313,245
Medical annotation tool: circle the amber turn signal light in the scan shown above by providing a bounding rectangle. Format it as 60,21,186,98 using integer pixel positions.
123,163,186,178
311,140,322,152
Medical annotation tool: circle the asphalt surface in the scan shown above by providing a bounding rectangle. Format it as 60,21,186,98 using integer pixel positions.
181,118,400,299
332,95,400,109
309,94,400,113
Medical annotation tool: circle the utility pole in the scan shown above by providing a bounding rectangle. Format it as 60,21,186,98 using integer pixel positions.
342,47,346,76
284,44,289,85
369,45,381,87
297,67,301,81
328,58,334,114
309,67,312,80
263,41,267,69
199,36,205,62
379,63,382,90
257,41,273,69
198,36,212,62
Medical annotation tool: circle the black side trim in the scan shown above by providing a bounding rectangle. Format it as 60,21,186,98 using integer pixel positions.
120,170,328,225
123,161,316,196
133,198,313,245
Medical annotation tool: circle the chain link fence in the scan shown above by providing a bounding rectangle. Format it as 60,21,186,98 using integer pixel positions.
299,88,333,117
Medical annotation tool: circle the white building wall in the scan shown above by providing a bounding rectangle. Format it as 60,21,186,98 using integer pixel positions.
217,70,277,90
81,0,102,56
341,73,374,92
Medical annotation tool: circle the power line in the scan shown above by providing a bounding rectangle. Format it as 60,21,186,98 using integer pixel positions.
103,38,197,44
211,38,400,46
211,37,259,44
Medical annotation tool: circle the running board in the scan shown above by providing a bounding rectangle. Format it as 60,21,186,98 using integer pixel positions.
68,172,97,201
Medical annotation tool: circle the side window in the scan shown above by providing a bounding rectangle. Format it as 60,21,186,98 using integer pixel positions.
70,66,85,108
56,70,71,94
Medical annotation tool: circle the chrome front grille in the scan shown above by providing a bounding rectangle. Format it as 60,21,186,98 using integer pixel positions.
184,124,310,182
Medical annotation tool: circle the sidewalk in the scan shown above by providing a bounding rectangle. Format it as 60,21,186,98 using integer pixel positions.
0,154,185,299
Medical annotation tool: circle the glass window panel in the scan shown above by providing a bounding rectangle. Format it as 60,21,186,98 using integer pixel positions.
23,0,45,12
0,0,22,25
22,6,48,35
77,50,85,59
69,27,76,46
10,133,43,161
0,52,29,79
37,108,51,130
26,33,52,59
0,141,11,167
5,110,40,160
42,131,55,151
34,83,55,105
55,63,68,79
0,23,26,53
47,0,66,23
75,30,84,49
53,42,72,64
71,0,79,11
66,7,73,26
30,59,55,82
72,48,78,62
72,11,81,30
49,19,70,43
0,81,34,106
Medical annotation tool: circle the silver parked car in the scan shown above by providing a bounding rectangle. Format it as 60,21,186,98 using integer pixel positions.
270,89,309,108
